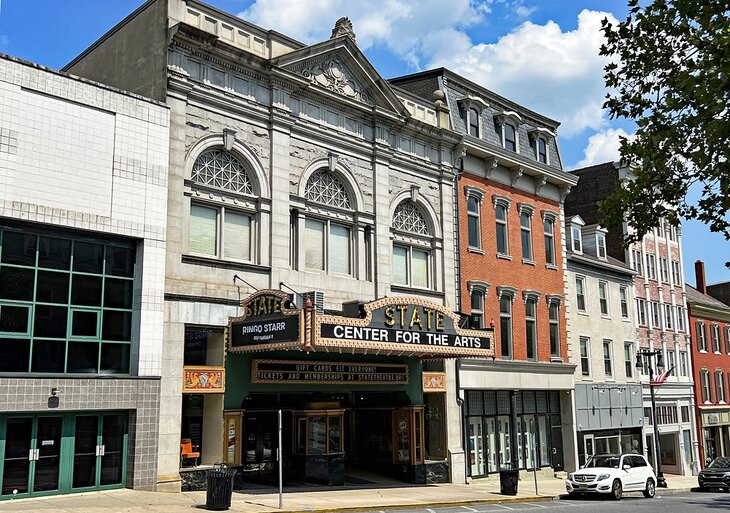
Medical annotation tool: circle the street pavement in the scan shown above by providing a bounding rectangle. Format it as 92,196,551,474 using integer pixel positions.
0,473,703,513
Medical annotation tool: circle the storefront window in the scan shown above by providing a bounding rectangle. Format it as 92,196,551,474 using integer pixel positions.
293,410,344,455
424,393,446,460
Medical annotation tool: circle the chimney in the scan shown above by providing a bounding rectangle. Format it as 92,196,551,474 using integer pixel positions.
695,260,707,294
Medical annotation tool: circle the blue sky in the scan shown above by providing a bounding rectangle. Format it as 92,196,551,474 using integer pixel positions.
0,0,727,284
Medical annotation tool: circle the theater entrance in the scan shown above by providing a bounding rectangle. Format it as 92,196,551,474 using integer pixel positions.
225,392,425,486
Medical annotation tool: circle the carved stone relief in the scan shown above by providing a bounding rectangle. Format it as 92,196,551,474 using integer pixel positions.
300,59,371,105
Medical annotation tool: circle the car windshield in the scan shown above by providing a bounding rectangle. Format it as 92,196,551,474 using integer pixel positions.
708,457,730,469
585,456,620,469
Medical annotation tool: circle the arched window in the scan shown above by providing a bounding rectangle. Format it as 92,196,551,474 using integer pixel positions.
304,170,351,209
191,149,253,194
188,149,258,262
300,170,354,275
392,200,432,289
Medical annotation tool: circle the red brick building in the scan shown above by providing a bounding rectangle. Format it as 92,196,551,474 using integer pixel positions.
391,69,579,476
688,261,730,465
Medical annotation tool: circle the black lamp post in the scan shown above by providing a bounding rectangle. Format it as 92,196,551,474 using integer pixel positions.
635,348,668,488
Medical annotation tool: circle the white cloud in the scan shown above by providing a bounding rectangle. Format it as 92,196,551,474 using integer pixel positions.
240,0,488,68
574,127,634,169
429,9,618,137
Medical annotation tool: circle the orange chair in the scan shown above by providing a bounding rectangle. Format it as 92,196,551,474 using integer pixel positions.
180,438,200,467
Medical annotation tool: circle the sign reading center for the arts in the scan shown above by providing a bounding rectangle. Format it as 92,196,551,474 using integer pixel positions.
316,297,495,357
228,290,302,349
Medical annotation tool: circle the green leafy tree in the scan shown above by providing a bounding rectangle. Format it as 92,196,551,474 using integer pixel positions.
599,0,730,251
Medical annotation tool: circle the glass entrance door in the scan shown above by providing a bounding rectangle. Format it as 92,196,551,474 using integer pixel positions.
73,414,126,490
1,416,62,498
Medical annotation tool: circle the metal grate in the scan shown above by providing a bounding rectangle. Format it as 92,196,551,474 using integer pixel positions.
392,201,430,235
191,149,253,194
304,170,351,208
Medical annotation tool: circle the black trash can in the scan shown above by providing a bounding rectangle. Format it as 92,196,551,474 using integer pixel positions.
499,469,519,496
205,464,237,511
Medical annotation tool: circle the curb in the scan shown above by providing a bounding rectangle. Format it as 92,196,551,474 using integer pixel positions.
251,495,557,513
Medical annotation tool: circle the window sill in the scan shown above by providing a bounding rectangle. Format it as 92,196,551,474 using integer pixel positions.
468,246,485,255
496,253,512,261
545,263,558,270
601,315,611,319
577,311,589,316
521,258,536,266
550,356,563,363
181,254,271,273
699,350,708,354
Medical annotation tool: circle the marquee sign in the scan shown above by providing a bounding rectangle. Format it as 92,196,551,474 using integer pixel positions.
316,297,494,357
251,359,408,385
228,290,303,352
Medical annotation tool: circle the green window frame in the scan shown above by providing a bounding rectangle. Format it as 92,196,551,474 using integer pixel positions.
0,227,135,375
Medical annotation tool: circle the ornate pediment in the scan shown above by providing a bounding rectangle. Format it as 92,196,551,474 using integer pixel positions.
300,58,371,105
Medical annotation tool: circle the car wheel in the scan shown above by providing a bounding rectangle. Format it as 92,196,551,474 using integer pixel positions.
612,479,622,500
643,478,656,498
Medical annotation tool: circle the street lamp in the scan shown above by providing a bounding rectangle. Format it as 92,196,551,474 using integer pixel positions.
635,348,668,488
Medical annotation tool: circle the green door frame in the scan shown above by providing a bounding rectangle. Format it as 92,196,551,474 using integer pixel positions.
0,412,128,500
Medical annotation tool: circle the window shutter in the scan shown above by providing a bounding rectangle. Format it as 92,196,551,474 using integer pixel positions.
304,219,325,270
190,205,217,256
328,224,350,274
392,246,407,284
411,249,429,288
223,211,251,261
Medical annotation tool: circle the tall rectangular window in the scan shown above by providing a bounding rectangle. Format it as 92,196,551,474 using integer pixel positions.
393,246,408,285
697,322,708,351
603,340,613,377
659,257,669,282
520,211,533,261
329,224,351,275
596,233,607,259
537,138,547,164
711,324,721,353
632,249,643,276
700,369,711,402
624,343,633,378
504,123,516,152
470,290,484,329
571,225,582,253
676,306,685,331
647,254,657,280
467,196,481,249
671,261,681,284
525,298,537,361
500,295,513,359
543,217,555,265
190,204,218,256
619,286,629,319
495,204,509,255
664,303,674,330
598,281,609,316
468,108,480,137
679,351,688,376
575,276,586,312
304,219,325,270
580,337,590,376
651,301,660,328
636,298,647,326
726,326,730,354
549,302,560,358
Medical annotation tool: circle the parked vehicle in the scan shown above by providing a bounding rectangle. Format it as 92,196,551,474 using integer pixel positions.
565,454,657,500
698,457,730,491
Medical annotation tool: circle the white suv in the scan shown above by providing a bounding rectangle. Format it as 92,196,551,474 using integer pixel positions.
565,454,657,500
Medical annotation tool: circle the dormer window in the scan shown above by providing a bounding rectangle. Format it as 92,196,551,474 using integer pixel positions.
537,138,547,164
496,111,522,153
596,232,607,260
468,108,480,137
572,225,582,253
504,123,517,152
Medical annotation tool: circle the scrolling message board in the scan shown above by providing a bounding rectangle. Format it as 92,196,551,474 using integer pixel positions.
252,359,408,384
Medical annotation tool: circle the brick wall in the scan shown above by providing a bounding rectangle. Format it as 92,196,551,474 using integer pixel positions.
459,174,567,361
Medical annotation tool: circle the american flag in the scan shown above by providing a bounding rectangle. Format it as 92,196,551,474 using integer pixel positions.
650,366,675,386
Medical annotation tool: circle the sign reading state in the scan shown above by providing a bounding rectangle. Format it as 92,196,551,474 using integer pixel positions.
316,297,494,357
229,290,302,349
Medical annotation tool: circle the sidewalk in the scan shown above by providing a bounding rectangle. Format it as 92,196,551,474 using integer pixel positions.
0,473,699,513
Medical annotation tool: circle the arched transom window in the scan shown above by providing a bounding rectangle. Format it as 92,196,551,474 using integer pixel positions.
392,200,433,289
304,170,351,208
393,201,430,235
191,149,253,194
